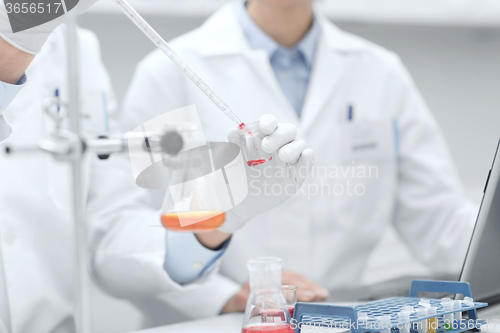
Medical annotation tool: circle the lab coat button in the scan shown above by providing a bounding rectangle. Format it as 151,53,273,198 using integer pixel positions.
192,262,203,269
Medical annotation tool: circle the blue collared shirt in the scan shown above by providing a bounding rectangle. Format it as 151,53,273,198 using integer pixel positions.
236,2,320,117
0,75,26,142
164,232,230,285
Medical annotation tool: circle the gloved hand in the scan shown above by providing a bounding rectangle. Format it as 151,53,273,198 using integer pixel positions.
218,114,314,234
0,0,99,54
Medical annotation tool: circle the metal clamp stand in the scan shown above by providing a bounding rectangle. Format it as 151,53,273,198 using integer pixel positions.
3,13,182,333
65,12,90,333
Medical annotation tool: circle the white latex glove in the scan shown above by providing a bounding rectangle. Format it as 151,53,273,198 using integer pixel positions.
218,114,314,233
0,0,99,54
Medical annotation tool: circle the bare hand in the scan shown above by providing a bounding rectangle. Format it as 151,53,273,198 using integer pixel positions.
194,230,231,250
221,270,329,313
282,270,329,302
222,282,250,313
0,38,34,84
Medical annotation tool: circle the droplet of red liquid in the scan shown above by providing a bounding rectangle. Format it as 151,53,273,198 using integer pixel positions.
247,156,272,167
247,159,266,166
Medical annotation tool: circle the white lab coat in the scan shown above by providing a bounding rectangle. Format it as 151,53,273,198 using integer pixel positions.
0,27,223,333
0,27,115,333
122,2,477,319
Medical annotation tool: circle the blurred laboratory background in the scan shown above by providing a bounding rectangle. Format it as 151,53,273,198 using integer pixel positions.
77,0,500,331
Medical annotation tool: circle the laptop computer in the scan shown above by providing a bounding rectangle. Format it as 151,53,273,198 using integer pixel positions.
460,139,500,305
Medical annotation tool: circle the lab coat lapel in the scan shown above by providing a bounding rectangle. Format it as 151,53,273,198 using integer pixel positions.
198,2,298,123
244,51,298,121
300,17,366,134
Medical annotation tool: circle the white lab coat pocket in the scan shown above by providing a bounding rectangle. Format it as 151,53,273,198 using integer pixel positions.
80,89,109,137
340,119,398,164
332,119,399,231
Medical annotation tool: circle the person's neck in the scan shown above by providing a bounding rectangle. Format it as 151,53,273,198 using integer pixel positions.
246,1,313,48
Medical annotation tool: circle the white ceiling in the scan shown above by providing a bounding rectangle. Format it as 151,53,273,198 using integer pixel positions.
89,0,500,27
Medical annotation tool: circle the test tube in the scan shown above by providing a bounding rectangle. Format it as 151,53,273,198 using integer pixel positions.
402,306,415,314
398,311,411,333
415,308,427,333
419,299,431,308
442,300,454,330
453,300,462,329
358,312,369,328
427,307,438,333
463,297,474,306
378,315,392,333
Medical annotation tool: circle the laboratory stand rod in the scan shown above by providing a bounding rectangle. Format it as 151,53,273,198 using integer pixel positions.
66,12,92,333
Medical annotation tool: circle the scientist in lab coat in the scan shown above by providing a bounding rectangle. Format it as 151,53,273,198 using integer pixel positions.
123,0,478,315
0,15,220,333
0,0,314,330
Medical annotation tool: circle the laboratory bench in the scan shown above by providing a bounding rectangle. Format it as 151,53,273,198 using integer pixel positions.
130,304,500,333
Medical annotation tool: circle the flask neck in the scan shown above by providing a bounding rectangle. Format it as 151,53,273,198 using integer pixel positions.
247,257,282,293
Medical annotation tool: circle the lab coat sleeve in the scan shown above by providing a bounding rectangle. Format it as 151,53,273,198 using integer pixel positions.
390,57,478,275
0,75,26,143
79,28,189,299
87,154,186,297
106,50,242,320
86,155,241,321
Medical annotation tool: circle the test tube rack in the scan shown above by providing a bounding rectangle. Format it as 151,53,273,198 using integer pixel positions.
293,280,488,333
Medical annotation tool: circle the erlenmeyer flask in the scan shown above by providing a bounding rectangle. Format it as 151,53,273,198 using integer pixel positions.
160,141,245,232
242,257,293,333
160,143,223,231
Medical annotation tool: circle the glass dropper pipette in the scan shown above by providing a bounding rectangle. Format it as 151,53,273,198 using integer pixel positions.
111,0,249,132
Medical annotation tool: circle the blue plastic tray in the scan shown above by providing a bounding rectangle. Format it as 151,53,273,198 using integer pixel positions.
292,280,489,333
356,297,488,329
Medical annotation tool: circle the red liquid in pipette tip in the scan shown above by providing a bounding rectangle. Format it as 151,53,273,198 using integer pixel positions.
239,122,252,135
242,325,294,333
288,306,294,318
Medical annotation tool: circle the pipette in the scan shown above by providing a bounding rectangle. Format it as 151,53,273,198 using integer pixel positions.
111,0,248,132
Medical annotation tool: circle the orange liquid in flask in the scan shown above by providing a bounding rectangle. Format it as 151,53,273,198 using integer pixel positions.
161,211,226,231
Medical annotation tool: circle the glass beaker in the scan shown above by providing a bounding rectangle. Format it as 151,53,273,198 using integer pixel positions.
239,120,273,167
242,257,293,333
281,285,297,319
160,142,242,231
